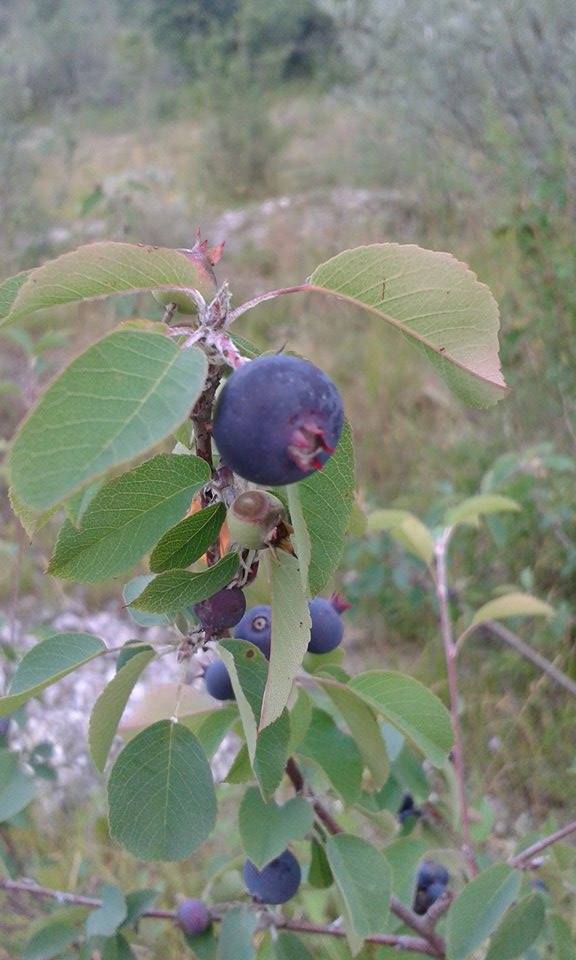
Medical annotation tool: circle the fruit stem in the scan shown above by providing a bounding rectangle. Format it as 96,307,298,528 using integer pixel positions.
191,363,222,564
433,528,478,877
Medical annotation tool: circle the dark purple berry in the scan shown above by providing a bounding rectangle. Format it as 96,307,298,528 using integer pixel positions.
397,793,421,823
307,596,344,654
193,587,246,636
416,860,450,891
0,717,10,740
234,604,272,659
176,898,211,935
414,879,448,915
213,355,344,486
204,660,236,701
243,849,301,904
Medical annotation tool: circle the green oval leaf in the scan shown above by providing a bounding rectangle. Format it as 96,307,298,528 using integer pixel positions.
0,750,36,821
239,786,314,869
3,241,215,324
326,834,391,943
107,719,216,860
348,670,453,767
485,892,546,960
9,329,208,511
314,676,389,789
366,509,434,565
287,422,355,595
310,243,506,408
22,920,78,960
0,633,107,717
471,593,555,627
89,649,156,772
445,494,521,528
149,502,226,573
446,863,522,960
218,906,257,960
86,884,127,938
298,707,363,802
48,455,211,582
130,553,239,614
260,551,311,729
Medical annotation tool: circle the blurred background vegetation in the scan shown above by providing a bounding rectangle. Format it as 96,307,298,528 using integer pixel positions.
0,0,575,955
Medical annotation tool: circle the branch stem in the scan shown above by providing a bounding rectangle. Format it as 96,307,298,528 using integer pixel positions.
509,818,576,868
434,529,478,876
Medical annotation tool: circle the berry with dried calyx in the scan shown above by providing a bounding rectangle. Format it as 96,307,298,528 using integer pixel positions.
227,490,286,550
193,586,246,636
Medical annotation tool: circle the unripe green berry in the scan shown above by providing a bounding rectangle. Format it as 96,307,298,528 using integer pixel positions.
227,491,286,549
152,289,200,315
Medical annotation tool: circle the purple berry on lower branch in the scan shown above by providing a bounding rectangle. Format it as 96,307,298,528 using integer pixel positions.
176,898,211,935
243,849,301,904
212,355,344,486
204,660,236,701
193,586,246,636
307,596,344,654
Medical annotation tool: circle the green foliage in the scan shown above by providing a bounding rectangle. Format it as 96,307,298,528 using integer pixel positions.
0,749,36,822
89,649,156,772
325,834,391,946
446,864,522,960
149,503,226,573
85,884,127,937
485,892,546,960
238,788,314,869
107,720,216,860
130,553,239,614
23,921,78,960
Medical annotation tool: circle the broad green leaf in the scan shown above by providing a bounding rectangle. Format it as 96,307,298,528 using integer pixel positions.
326,834,391,942
299,707,363,802
101,935,135,960
0,750,36,821
0,633,106,717
86,884,127,938
349,671,452,767
123,889,159,927
315,676,389,789
65,479,104,527
366,509,434,566
446,863,522,960
288,689,313,752
445,495,521,528
49,455,210,582
218,639,288,796
310,244,506,408
274,932,313,960
9,329,208,510
486,893,546,960
383,837,429,907
218,906,257,960
239,787,314,868
122,575,171,627
181,704,239,757
23,921,78,960
150,502,226,572
131,553,239,614
226,744,252,784
0,268,29,320
184,926,218,960
549,913,574,960
309,838,333,888
3,241,215,324
287,422,355,594
89,650,156,772
471,593,554,627
260,551,311,729
9,488,58,538
107,719,216,860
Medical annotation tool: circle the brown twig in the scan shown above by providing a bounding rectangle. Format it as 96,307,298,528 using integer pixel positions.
0,878,440,955
433,529,478,877
508,818,576,868
485,620,576,698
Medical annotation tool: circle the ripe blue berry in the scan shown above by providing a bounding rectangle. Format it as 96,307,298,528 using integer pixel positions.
243,849,301,904
417,860,449,890
204,660,236,701
397,793,421,823
193,586,246,636
176,898,211,936
234,604,272,659
213,355,344,486
307,596,344,654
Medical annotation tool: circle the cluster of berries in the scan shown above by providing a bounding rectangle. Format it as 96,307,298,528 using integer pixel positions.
203,595,345,701
176,856,450,935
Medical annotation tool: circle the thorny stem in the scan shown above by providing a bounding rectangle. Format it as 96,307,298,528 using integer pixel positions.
433,528,478,877
285,758,447,957
0,878,441,956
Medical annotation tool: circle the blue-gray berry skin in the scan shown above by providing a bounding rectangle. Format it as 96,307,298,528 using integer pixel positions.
0,717,10,741
193,587,246,636
243,849,301,904
417,860,449,890
176,898,211,935
213,355,344,486
307,597,343,654
204,660,236,701
234,604,272,659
